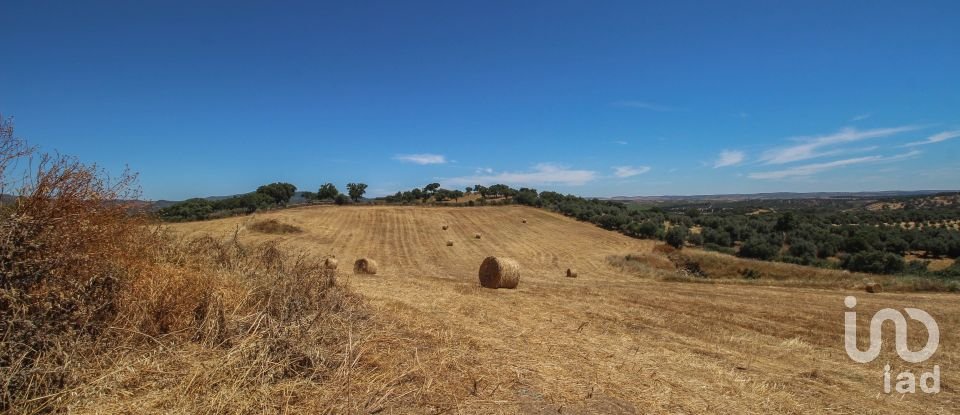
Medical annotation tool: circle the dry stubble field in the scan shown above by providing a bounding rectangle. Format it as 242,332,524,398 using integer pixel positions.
171,205,958,414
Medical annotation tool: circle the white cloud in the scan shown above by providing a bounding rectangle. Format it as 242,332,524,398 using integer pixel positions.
760,126,919,165
851,113,872,122
393,153,447,165
749,150,921,180
613,140,628,145
903,130,960,146
613,101,678,112
713,150,746,168
443,163,597,187
612,166,651,178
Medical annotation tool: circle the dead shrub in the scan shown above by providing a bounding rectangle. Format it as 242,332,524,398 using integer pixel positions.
249,218,303,234
0,118,148,410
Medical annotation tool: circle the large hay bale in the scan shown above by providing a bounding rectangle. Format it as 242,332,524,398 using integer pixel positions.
478,256,520,289
865,282,883,293
474,233,482,239
566,268,578,278
442,225,449,230
322,257,338,270
521,219,527,224
353,258,378,275
446,240,454,246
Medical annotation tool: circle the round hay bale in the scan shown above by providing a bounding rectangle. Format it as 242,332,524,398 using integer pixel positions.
478,256,520,289
446,240,454,246
522,219,527,224
353,258,378,275
865,282,883,293
442,225,449,230
322,257,339,270
474,233,482,239
566,268,578,278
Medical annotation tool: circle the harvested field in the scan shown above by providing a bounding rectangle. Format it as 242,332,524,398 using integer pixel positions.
171,205,960,413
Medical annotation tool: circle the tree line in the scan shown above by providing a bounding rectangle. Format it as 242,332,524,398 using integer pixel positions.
157,182,369,221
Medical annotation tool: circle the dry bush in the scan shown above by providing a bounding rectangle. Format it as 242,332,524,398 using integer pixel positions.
0,118,150,410
322,256,338,270
652,244,676,255
0,117,373,412
249,218,303,234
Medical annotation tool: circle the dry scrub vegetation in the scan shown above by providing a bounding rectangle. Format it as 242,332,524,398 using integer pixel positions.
0,118,473,413
248,218,304,234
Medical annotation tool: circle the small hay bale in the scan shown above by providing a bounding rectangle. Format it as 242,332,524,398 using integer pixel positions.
865,282,883,293
565,268,578,278
522,219,527,224
446,240,454,246
353,258,378,275
322,257,338,270
478,256,520,289
442,225,449,230
474,233,482,239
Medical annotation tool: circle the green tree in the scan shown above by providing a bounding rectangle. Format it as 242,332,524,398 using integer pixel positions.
665,226,688,249
739,237,779,260
256,182,297,205
317,183,339,200
842,251,906,274
346,182,368,202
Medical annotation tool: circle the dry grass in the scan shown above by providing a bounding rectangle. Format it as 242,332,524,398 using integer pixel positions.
249,218,303,234
171,204,960,413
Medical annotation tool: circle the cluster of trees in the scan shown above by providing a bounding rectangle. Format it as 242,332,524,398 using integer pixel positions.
158,183,297,222
383,183,467,203
158,181,370,221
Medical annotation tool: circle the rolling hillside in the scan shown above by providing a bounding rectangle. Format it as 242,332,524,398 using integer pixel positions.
170,205,959,413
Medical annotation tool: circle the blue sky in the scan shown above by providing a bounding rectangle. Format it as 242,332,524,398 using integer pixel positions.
1,1,958,200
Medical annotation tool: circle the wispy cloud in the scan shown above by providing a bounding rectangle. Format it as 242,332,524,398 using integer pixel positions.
850,113,872,122
713,150,746,168
760,126,919,165
612,140,628,145
613,101,678,112
393,153,447,165
903,130,960,147
443,163,597,187
612,166,651,178
749,150,921,180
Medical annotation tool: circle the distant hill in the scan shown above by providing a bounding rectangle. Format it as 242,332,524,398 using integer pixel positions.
607,190,957,203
